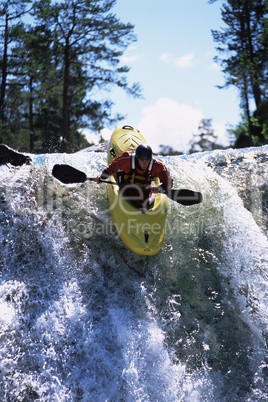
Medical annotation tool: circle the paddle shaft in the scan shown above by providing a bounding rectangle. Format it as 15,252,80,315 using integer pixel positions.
52,164,202,205
87,177,119,186
84,178,202,206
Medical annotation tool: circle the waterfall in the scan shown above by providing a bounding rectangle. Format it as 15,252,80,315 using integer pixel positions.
0,146,267,401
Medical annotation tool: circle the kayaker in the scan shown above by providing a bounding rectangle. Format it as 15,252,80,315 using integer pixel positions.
93,144,173,208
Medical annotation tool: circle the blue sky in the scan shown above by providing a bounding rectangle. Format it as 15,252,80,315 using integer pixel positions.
89,0,242,153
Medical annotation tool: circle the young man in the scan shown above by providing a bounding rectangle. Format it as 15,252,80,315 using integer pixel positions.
93,144,173,208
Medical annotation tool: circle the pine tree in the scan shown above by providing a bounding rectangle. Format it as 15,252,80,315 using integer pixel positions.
209,0,268,146
0,0,140,152
0,1,32,122
189,119,222,153
32,0,141,152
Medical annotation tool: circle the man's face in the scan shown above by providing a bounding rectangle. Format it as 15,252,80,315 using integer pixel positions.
137,158,150,171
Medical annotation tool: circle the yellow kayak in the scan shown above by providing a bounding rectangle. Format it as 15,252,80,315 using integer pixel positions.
106,125,167,255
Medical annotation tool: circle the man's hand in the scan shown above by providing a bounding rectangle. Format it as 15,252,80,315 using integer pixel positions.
150,186,160,194
92,176,101,183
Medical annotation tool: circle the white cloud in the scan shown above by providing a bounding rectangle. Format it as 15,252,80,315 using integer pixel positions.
213,121,230,146
121,45,141,64
136,98,205,153
81,127,112,144
100,127,112,141
159,53,172,63
121,54,141,64
208,61,220,70
82,100,229,154
175,53,196,69
79,128,98,144
160,52,196,69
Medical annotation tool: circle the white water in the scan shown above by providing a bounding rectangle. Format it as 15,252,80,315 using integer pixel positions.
0,146,267,401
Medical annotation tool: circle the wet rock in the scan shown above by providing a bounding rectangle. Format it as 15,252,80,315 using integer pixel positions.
0,144,31,166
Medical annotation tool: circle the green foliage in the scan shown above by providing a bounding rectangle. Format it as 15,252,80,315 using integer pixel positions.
0,0,141,153
232,100,268,148
210,0,268,148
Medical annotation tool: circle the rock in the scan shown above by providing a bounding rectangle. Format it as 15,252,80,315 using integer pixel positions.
0,144,31,166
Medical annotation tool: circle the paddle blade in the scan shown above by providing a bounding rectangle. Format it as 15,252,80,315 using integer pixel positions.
166,189,203,206
52,164,87,184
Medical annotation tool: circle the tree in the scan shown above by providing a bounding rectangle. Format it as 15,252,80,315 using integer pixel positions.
158,145,183,156
232,99,268,147
0,1,32,122
209,0,268,147
32,0,141,152
0,0,141,152
189,119,223,153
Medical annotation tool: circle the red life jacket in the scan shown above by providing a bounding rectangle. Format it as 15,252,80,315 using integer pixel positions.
104,150,173,191
118,153,154,188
